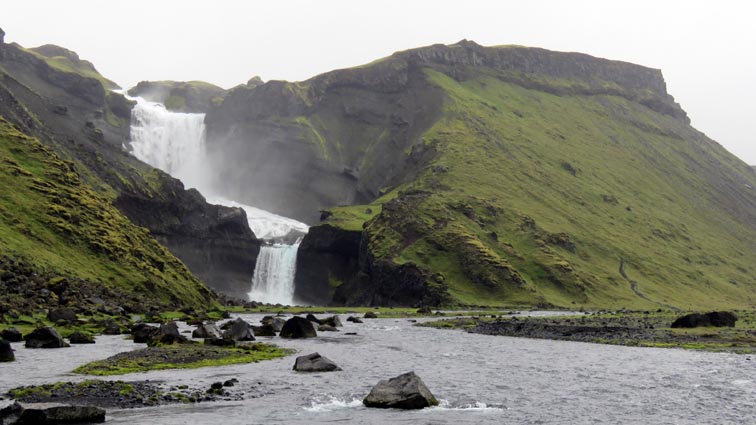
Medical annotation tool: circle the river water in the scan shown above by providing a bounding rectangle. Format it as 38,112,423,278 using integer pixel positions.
2,312,754,424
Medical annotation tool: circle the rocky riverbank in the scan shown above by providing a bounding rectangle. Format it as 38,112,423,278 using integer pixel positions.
419,310,756,353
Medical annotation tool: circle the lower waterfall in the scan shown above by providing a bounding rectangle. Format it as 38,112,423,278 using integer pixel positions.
128,96,307,305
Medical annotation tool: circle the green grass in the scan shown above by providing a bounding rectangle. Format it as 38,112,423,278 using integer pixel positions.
0,118,215,310
73,343,294,375
313,62,756,309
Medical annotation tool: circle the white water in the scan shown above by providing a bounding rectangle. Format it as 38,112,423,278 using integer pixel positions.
128,97,307,305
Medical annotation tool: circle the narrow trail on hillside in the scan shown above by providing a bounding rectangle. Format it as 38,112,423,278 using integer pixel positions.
619,257,680,311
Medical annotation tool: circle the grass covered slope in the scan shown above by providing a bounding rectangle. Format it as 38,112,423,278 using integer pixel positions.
290,42,756,309
0,118,215,310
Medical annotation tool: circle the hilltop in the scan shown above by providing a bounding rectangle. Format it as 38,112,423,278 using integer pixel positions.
205,40,756,309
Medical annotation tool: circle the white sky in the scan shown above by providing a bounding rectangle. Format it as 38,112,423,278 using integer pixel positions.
4,0,756,163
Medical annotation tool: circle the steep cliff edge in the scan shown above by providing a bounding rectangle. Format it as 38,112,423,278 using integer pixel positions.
128,80,226,113
0,33,260,299
209,40,756,309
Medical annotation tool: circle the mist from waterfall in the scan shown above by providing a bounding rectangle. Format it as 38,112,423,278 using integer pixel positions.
128,97,307,305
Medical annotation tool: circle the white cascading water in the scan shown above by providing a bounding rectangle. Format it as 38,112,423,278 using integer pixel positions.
128,96,308,305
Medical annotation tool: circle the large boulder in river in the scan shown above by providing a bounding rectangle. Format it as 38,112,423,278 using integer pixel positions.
1,328,23,342
671,311,738,328
24,327,69,348
280,316,317,339
222,318,256,341
68,331,95,344
261,316,286,332
363,371,438,409
293,352,341,372
192,322,222,339
0,401,105,424
0,339,14,362
130,323,158,343
252,324,277,337
318,324,339,332
152,321,188,345
346,316,363,324
321,315,343,327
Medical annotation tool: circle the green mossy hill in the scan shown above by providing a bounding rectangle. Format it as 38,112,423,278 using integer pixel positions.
0,119,215,312
128,80,226,113
28,44,120,90
208,40,756,309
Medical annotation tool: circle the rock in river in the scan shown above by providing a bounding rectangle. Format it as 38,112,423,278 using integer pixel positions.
363,371,439,409
222,318,256,341
0,401,105,424
68,331,95,344
1,328,23,342
321,315,343,327
131,323,158,343
24,327,69,348
261,316,286,332
0,338,14,362
280,316,317,339
153,321,187,345
293,352,341,372
192,322,222,339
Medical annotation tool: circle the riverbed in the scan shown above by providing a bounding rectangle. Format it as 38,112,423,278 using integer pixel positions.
2,313,754,424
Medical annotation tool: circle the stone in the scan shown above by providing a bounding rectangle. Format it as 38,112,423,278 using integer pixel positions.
222,318,256,341
192,322,222,339
321,315,343,327
0,339,14,362
68,331,95,344
130,323,158,343
0,402,105,424
1,328,23,342
293,352,341,372
24,327,69,348
305,313,322,325
364,312,378,319
223,378,238,387
363,371,438,409
261,316,286,332
101,320,122,335
671,311,738,329
318,324,339,332
346,316,363,324
279,316,317,339
47,308,77,324
153,321,187,344
252,324,277,337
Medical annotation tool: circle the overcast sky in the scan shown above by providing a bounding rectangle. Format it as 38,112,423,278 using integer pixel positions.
4,1,755,163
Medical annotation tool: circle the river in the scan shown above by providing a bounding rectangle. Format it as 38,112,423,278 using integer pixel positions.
2,312,754,424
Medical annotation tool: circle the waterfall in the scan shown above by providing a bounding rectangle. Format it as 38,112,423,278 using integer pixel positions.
128,96,308,306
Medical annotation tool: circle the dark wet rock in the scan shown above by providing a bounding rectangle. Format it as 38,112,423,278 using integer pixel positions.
207,382,224,395
364,312,378,319
363,371,438,409
130,323,158,343
671,311,738,328
47,308,77,324
192,322,222,339
0,339,14,362
1,328,22,342
204,337,235,347
0,401,105,424
318,324,339,332
223,378,238,387
252,324,276,337
68,331,95,344
152,321,187,345
346,316,363,323
261,316,286,332
222,318,256,341
293,352,341,372
100,320,122,335
321,315,343,327
24,327,69,348
279,317,317,339
305,314,322,325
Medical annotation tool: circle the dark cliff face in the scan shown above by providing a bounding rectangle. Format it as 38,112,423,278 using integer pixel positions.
0,39,260,299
